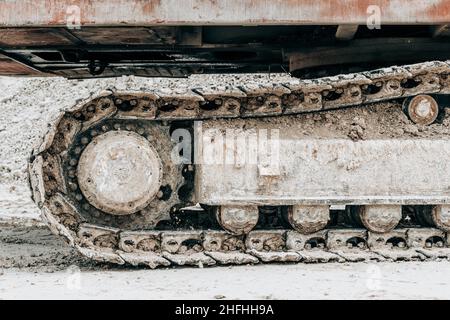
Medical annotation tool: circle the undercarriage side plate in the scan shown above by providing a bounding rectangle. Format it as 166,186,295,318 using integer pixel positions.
196,121,450,205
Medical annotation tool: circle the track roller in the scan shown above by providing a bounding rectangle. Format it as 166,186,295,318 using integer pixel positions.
413,205,450,232
403,94,439,125
431,205,450,232
348,205,402,233
287,205,330,234
216,205,259,235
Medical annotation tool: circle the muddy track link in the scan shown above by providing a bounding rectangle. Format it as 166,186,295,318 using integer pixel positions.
29,60,450,268
80,60,450,122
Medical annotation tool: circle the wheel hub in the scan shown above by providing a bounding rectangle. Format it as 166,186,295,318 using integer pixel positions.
77,130,162,215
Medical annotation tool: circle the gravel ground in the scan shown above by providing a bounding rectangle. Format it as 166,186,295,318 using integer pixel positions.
3,261,450,300
2,75,450,300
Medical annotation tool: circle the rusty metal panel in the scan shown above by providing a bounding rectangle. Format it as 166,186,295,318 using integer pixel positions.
71,27,176,45
0,54,44,75
0,0,449,27
195,122,450,205
0,28,73,47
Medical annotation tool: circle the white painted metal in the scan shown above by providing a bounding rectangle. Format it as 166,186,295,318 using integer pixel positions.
195,125,450,205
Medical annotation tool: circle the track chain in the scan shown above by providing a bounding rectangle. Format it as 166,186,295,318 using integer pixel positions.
74,224,450,268
29,60,450,267
106,60,450,121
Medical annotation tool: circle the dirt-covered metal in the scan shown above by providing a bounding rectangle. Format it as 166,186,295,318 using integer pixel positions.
29,60,450,267
77,130,163,215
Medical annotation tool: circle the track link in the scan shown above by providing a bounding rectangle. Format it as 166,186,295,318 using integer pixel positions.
29,60,450,267
67,223,450,268
103,60,450,121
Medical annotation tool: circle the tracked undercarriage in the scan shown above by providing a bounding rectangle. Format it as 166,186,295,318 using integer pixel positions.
27,60,450,268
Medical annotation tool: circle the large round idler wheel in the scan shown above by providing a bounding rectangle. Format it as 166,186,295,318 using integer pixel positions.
358,205,402,233
404,94,439,125
431,205,450,232
287,205,330,234
77,130,163,215
217,206,259,235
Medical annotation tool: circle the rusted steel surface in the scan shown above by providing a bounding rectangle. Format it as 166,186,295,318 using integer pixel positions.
0,54,43,75
0,0,449,27
70,27,176,45
0,28,74,46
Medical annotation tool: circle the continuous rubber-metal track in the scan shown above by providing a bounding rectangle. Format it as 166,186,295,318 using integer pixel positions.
29,60,450,267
